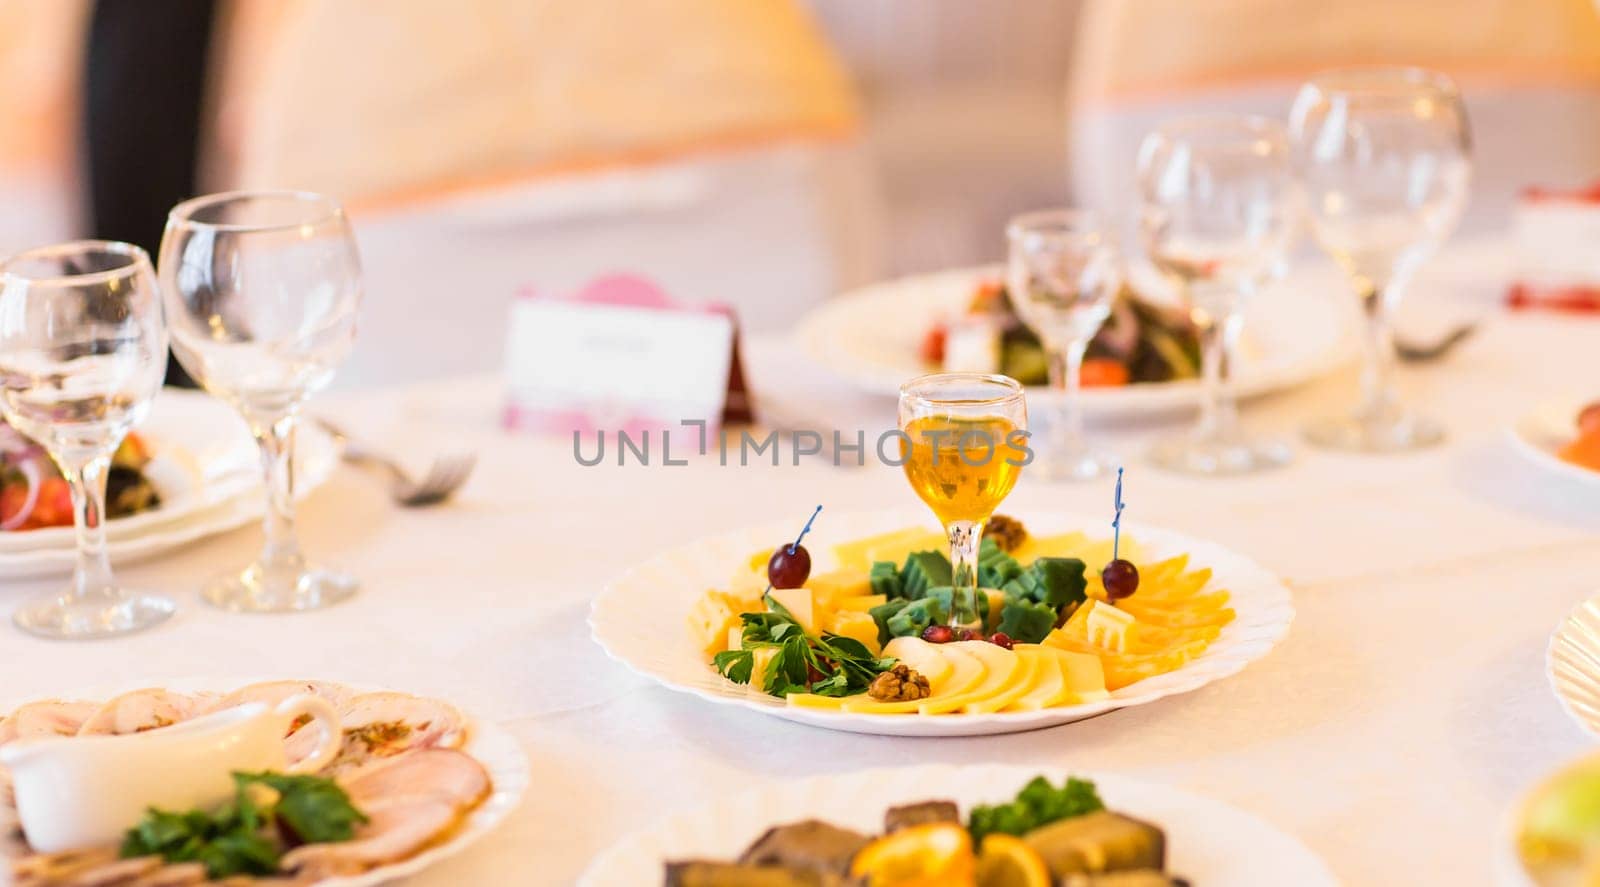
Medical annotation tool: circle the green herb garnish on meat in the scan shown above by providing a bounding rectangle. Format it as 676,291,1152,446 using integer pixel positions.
968,776,1105,843
120,771,366,878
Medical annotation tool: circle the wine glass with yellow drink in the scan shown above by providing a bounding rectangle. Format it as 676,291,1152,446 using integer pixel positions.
899,373,1029,631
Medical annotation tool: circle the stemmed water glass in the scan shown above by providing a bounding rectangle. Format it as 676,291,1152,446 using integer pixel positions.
1290,66,1472,451
0,241,175,638
899,373,1028,631
159,191,362,612
1137,114,1299,475
1005,210,1120,481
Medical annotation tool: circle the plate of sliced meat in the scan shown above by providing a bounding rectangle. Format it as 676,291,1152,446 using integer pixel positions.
0,678,529,886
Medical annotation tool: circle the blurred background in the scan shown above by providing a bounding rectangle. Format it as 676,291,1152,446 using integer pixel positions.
3,0,1600,386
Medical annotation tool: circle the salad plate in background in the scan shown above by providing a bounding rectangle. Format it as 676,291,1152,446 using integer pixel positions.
580,764,1335,886
0,390,338,576
1511,397,1600,488
796,266,1353,415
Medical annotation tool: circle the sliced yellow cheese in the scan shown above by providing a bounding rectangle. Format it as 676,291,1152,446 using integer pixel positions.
918,641,1021,715
838,644,985,713
963,645,1040,714
882,636,955,687
983,588,1008,631
1005,646,1068,711
1049,647,1110,703
828,610,882,655
689,591,745,658
1017,532,1144,566
751,646,778,684
767,587,817,634
1085,600,1136,653
863,531,948,572
809,569,872,601
835,594,888,612
833,526,929,571
726,626,743,653
1145,566,1212,601
1137,554,1191,592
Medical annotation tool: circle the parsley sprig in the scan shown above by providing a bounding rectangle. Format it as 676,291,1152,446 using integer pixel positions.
713,604,896,698
120,771,367,878
968,775,1105,843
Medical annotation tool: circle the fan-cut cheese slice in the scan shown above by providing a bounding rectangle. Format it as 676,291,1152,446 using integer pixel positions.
962,645,1040,714
828,645,986,714
1004,646,1067,711
918,641,1022,715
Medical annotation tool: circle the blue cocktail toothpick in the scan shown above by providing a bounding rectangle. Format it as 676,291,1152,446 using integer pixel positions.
790,505,823,554
1111,467,1126,560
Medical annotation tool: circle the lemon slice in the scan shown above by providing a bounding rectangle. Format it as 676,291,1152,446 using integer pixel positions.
975,833,1051,887
851,823,975,886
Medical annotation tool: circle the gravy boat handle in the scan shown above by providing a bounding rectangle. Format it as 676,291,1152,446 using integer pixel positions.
275,695,342,774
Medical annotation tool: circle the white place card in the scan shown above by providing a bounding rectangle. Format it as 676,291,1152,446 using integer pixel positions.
503,275,737,442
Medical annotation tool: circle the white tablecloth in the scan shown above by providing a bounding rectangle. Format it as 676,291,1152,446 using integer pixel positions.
2,239,1597,886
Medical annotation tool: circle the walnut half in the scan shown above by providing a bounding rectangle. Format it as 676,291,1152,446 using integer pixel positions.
985,514,1027,553
867,664,931,702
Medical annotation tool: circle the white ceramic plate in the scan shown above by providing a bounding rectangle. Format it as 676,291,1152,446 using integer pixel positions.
1546,591,1600,738
579,764,1335,886
0,392,339,577
590,509,1294,737
0,676,530,887
0,391,257,552
1510,397,1599,488
796,265,1353,415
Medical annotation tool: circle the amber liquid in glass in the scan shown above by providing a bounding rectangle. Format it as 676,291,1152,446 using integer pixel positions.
901,415,1027,525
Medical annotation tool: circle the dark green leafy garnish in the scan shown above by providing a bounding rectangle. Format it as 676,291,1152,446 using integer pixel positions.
713,609,897,698
968,776,1105,843
120,771,367,878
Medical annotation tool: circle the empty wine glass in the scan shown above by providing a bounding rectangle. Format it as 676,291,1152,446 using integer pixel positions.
0,241,174,638
1137,114,1299,475
159,191,362,612
1290,66,1471,451
899,373,1028,631
1005,210,1119,481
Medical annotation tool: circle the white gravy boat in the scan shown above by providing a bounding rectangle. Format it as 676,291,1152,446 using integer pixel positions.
0,694,341,853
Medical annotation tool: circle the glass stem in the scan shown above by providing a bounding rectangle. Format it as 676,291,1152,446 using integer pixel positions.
947,519,985,630
1045,338,1089,459
59,450,117,603
253,412,306,576
1357,277,1402,423
1194,306,1245,440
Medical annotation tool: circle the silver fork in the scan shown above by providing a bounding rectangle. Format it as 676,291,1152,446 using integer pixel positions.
311,418,477,507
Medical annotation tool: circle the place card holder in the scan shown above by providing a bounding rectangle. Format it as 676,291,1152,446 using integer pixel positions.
502,274,754,448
